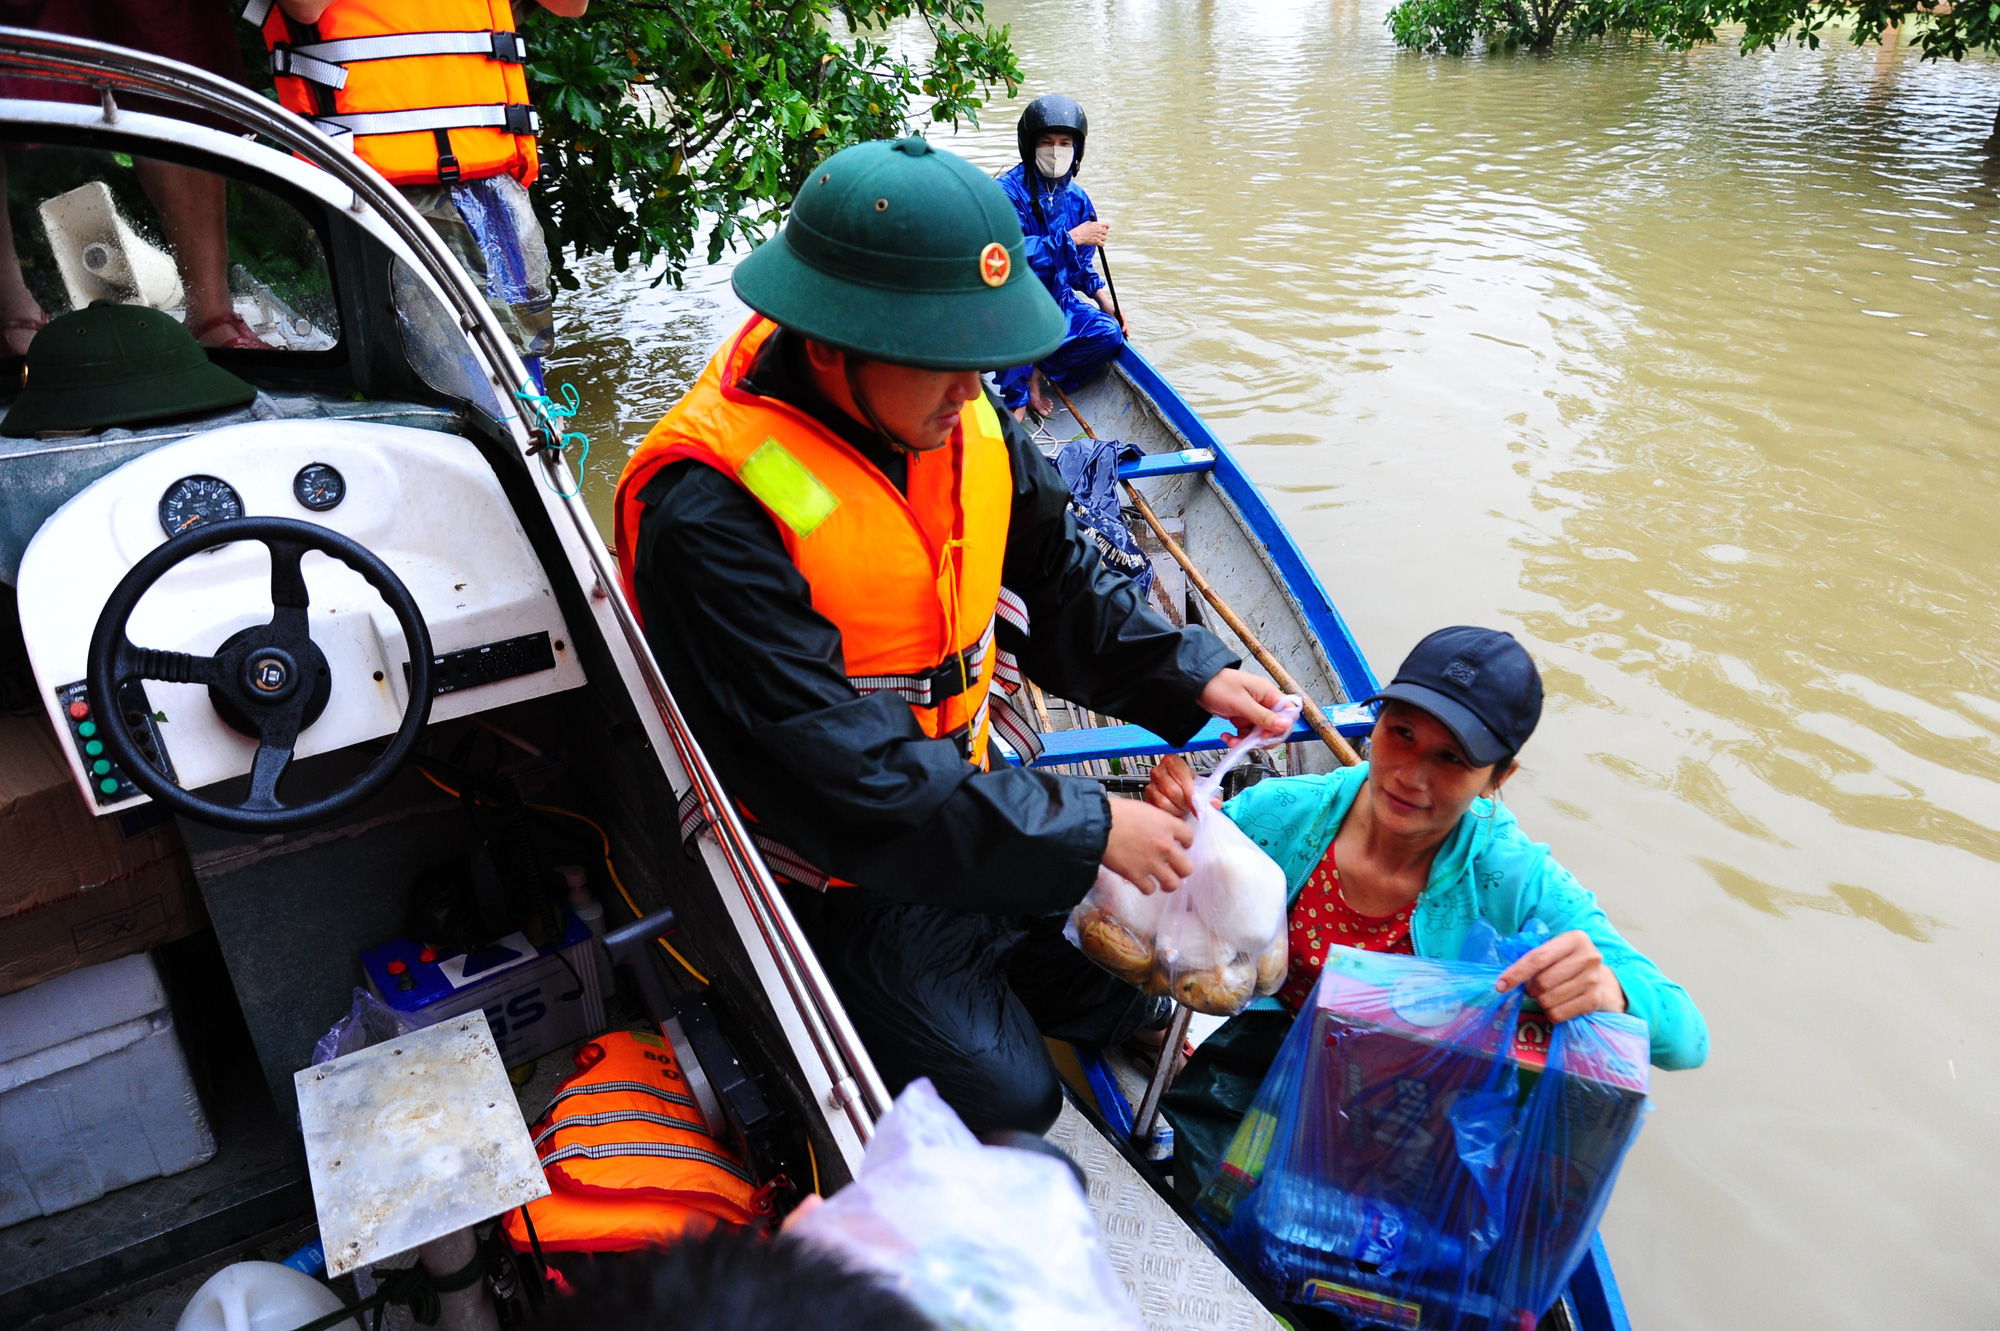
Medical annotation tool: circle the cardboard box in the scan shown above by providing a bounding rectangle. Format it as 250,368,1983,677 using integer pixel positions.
0,712,205,996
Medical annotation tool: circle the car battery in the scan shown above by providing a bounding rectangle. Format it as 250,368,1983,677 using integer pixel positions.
361,904,607,1068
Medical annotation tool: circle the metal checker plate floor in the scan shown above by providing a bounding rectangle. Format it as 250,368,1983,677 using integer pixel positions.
1047,1101,1280,1331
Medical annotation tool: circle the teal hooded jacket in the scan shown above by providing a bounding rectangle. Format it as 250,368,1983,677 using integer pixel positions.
1221,763,1709,1070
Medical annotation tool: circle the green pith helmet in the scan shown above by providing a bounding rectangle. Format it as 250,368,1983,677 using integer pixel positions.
2,300,256,438
733,136,1066,370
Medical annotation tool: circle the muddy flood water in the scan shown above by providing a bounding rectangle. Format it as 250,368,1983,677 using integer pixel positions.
547,3,2000,1324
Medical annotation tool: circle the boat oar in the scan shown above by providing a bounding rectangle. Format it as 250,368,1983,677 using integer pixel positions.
1049,383,1363,768
1084,205,1124,331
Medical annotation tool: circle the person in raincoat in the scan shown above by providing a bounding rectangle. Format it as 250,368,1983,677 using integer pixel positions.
994,95,1126,420
612,136,1287,1137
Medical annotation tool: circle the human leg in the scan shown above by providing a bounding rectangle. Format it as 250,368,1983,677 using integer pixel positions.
782,885,1065,1135
1004,910,1167,1048
0,154,47,356
1039,299,1124,396
132,158,260,348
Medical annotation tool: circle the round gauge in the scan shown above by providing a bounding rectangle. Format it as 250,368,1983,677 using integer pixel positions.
157,475,244,538
293,462,346,512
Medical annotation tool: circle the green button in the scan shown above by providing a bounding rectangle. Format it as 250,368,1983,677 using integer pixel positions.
98,777,119,794
84,739,103,756
77,720,96,737
91,759,111,775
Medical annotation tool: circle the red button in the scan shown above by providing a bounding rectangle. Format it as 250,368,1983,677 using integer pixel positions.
417,947,439,964
68,701,89,720
385,959,408,976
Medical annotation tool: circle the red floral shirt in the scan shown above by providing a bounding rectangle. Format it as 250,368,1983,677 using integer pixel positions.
1275,837,1415,1013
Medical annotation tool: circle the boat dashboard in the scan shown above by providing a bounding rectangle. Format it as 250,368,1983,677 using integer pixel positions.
15,418,586,814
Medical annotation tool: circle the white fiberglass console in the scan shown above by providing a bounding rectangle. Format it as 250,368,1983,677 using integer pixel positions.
17,420,586,816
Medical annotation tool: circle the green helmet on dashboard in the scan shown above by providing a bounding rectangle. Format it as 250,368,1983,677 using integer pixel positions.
732,136,1065,371
3,300,255,438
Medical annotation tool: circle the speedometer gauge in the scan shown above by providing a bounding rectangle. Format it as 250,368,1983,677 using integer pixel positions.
158,475,244,537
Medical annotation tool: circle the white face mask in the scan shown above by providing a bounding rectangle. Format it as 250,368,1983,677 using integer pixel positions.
1035,142,1075,180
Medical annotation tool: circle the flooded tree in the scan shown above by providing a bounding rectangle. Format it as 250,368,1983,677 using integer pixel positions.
1388,0,2000,108
517,0,1020,287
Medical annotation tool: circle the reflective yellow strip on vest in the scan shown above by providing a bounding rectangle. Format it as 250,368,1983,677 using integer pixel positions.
533,1108,714,1149
737,438,839,537
547,1079,697,1111
539,1139,756,1184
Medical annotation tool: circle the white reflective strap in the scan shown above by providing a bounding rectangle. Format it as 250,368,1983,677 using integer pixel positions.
293,29,527,66
309,119,357,152
677,785,834,891
997,585,1030,634
538,1139,756,1184
313,103,538,137
994,646,1023,691
846,619,996,705
532,1108,714,1148
989,693,1044,762
271,46,349,89
241,0,274,25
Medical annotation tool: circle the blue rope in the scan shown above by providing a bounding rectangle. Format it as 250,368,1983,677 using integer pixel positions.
515,380,590,499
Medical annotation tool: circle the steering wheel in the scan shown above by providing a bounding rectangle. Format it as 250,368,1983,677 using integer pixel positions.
87,516,434,832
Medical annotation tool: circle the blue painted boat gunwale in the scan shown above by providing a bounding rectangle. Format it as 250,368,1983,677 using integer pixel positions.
1007,702,1375,768
1112,346,1380,706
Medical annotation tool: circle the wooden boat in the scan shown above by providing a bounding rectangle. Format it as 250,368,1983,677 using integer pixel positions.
0,28,1629,1331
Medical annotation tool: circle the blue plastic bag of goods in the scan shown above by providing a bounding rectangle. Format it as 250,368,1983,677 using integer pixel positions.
1194,929,1651,1330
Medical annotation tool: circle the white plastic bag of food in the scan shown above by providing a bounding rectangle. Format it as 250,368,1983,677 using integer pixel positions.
789,1079,1144,1331
1067,697,1301,1015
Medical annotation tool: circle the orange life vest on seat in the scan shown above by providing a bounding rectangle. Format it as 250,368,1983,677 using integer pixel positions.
251,0,539,187
613,315,1014,768
536,1030,760,1209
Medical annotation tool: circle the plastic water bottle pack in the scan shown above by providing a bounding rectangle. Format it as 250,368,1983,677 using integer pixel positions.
1196,923,1652,1330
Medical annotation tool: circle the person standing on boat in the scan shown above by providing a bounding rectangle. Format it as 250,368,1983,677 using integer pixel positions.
994,95,1127,421
612,137,1285,1137
249,0,585,386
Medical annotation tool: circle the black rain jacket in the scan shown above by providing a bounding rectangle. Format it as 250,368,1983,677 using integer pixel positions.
630,329,1236,915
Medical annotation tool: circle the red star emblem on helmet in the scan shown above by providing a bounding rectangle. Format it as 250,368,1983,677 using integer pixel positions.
979,242,1010,288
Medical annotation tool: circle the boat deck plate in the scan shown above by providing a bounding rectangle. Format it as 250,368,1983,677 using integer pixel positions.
1047,1100,1279,1331
294,1017,546,1277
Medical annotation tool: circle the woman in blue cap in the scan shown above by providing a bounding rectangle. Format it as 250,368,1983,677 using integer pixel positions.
1147,626,1709,1193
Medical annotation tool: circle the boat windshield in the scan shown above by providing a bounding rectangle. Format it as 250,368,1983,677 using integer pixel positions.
2,143,340,352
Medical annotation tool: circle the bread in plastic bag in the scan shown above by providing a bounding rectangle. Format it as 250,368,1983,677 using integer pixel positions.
1066,696,1301,1015
1194,924,1652,1328
788,1078,1144,1331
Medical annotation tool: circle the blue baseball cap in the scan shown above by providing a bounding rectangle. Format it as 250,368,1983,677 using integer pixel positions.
1367,626,1543,768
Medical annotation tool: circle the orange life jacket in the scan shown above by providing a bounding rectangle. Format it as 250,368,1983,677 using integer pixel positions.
500,1183,731,1255
250,0,539,187
520,1031,761,1229
614,316,1016,770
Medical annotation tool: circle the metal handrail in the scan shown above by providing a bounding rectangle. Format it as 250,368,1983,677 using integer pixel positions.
0,28,890,1142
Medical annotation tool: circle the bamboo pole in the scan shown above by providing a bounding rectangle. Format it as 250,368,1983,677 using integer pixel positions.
1049,383,1362,768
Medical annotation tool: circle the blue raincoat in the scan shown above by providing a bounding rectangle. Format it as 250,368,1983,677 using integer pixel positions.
994,163,1124,410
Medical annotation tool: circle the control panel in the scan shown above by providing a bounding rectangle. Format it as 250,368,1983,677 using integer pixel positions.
16,419,589,814
53,678,177,806
407,631,558,697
